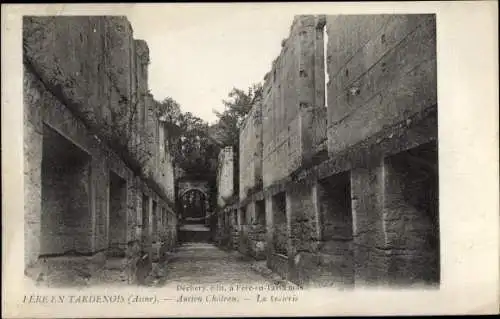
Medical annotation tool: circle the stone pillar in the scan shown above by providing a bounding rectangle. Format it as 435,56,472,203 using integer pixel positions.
133,177,143,244
265,194,275,266
250,200,267,260
314,16,326,109
288,180,321,286
296,16,321,167
351,160,389,286
24,74,43,268
239,202,256,256
351,145,439,287
285,191,293,281
311,182,322,243
134,39,149,140
125,173,135,245
140,193,151,253
147,196,153,252
232,208,239,251
238,204,245,255
24,66,43,270
295,16,316,109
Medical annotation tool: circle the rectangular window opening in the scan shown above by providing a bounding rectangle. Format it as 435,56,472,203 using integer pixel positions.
241,205,248,226
272,192,287,256
255,200,266,226
40,125,92,256
318,171,353,242
385,141,439,285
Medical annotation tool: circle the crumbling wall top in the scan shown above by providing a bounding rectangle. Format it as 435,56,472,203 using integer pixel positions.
108,16,133,34
134,39,150,65
290,14,320,31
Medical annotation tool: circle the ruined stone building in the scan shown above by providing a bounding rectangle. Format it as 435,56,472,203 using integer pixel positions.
176,178,212,243
214,147,238,249
23,16,177,285
216,14,439,288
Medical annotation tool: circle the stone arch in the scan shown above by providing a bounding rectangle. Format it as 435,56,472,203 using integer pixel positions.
177,179,212,226
178,187,208,199
178,189,208,222
177,180,210,201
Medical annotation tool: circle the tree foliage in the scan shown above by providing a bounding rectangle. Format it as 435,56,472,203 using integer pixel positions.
212,83,263,149
211,83,263,197
156,97,217,179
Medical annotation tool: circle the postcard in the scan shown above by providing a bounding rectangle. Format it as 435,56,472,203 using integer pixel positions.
2,2,499,317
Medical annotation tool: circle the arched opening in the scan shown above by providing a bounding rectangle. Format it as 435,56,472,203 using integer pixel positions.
177,188,214,243
179,189,208,225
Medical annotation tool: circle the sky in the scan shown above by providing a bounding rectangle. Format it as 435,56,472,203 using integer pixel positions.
128,6,295,124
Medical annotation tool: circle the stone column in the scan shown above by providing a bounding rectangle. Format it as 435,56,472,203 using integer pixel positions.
243,202,257,257
265,195,274,266
285,191,293,281
314,15,326,109
147,195,153,253
24,68,44,269
288,180,321,286
296,16,318,167
351,159,389,287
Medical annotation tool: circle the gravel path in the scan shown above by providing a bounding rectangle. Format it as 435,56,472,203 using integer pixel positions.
161,243,274,286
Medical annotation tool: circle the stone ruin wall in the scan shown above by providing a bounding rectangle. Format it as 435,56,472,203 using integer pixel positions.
23,16,178,284
214,146,239,251
238,103,263,201
261,15,327,189
227,14,438,288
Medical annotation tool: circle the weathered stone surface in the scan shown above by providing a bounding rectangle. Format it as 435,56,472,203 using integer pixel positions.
31,254,109,288
261,15,327,188
289,180,320,255
217,147,234,207
24,17,136,164
217,14,439,288
236,202,268,260
352,244,389,287
239,103,263,201
350,163,388,284
326,14,437,157
215,207,237,250
24,66,44,267
23,17,178,282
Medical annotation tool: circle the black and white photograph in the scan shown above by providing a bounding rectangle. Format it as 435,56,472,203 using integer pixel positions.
2,2,498,318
